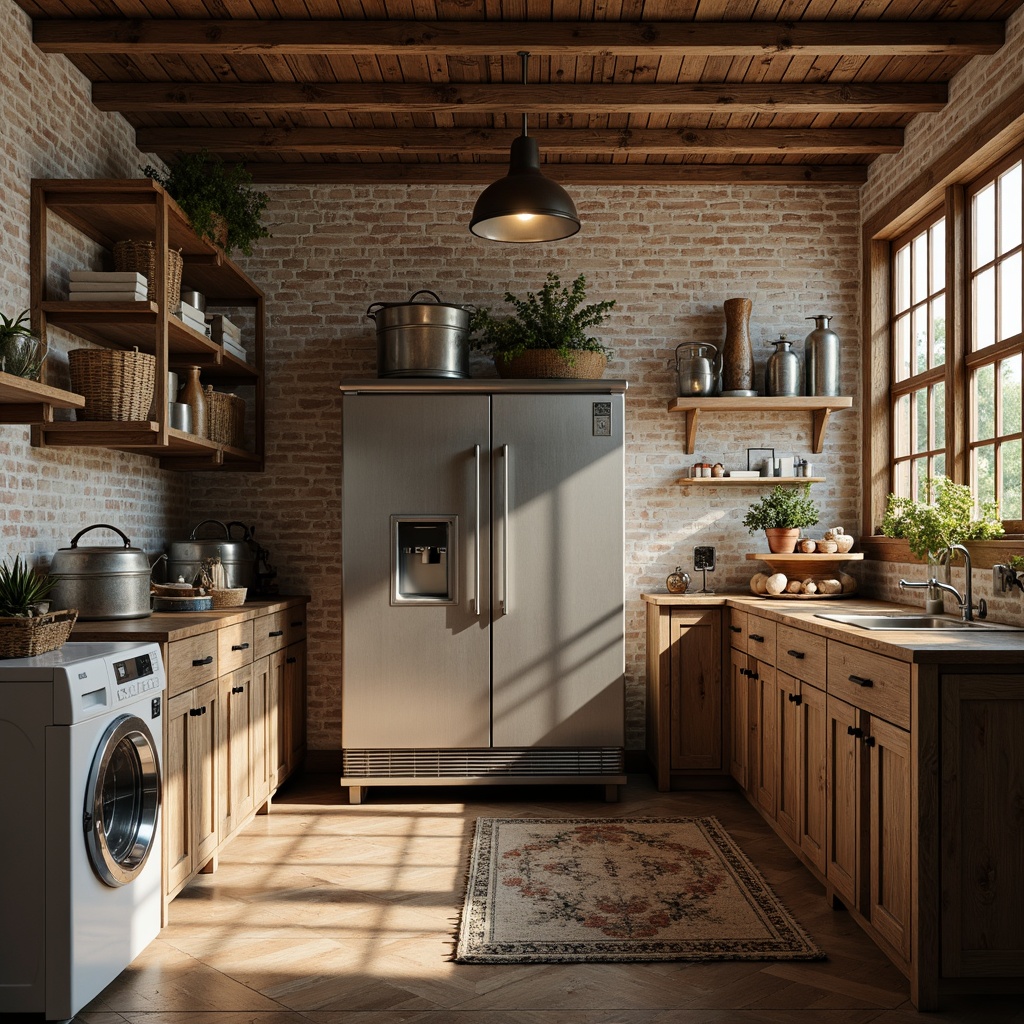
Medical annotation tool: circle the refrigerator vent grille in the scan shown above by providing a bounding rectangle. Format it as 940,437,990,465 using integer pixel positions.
342,747,625,779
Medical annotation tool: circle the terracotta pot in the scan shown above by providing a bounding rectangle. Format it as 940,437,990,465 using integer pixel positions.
765,527,801,554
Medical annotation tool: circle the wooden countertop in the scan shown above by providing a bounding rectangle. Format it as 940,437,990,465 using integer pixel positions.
641,591,1024,666
69,596,309,644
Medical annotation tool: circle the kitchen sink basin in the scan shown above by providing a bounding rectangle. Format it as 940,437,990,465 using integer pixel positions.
815,613,1023,631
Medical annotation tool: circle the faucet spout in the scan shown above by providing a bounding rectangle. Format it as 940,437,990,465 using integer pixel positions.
948,544,974,621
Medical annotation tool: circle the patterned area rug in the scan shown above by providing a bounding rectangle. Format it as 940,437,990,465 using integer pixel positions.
454,817,826,963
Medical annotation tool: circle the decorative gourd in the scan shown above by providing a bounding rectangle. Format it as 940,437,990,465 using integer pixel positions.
765,572,788,596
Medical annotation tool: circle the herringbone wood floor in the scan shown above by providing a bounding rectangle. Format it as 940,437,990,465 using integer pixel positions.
77,773,1022,1024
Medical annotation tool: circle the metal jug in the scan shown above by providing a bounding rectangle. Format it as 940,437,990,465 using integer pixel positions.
673,342,719,396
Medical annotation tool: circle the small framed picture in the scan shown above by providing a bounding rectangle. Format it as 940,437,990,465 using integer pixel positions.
747,447,775,476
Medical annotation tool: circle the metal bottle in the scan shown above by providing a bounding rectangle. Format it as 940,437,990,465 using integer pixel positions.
804,315,841,396
765,335,801,396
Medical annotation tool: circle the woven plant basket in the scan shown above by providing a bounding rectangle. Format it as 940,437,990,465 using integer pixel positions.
112,240,183,303
496,350,608,380
69,347,156,421
205,389,246,447
0,609,78,659
208,587,247,608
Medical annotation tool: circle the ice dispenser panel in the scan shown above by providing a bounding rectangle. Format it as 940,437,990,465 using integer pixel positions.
391,515,458,605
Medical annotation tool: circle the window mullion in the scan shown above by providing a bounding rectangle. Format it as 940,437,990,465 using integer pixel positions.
946,184,967,484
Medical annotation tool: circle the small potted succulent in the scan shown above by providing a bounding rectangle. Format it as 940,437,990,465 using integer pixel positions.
143,150,271,257
0,556,77,659
743,484,821,554
470,273,615,378
0,309,45,381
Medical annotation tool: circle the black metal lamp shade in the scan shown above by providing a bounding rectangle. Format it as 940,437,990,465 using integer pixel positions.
469,135,581,243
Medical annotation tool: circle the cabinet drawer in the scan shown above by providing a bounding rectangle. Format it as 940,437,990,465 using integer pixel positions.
728,608,748,653
167,632,219,698
218,620,254,674
827,642,910,729
777,624,826,688
254,610,289,660
745,613,776,662
285,607,307,646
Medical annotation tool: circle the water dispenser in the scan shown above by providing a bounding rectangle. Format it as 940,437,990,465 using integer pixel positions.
391,515,458,605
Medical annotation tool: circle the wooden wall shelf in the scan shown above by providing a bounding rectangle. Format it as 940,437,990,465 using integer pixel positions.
677,475,825,487
667,395,854,454
0,370,84,423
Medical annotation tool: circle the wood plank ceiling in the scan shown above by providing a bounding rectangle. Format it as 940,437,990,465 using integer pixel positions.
16,0,1024,186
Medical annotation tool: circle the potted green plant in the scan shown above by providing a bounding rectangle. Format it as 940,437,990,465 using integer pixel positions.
470,273,615,378
743,484,820,553
0,309,45,381
0,556,77,659
142,150,271,257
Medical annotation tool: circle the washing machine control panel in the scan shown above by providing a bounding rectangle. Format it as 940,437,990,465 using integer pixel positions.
113,653,161,701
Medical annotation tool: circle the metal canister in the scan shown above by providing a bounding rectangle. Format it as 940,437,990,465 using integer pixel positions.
766,335,801,396
804,315,841,396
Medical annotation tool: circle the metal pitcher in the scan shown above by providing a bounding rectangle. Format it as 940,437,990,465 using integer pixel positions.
673,342,719,396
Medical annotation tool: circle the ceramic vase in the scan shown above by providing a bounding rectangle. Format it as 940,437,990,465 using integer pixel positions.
721,297,754,393
179,365,207,438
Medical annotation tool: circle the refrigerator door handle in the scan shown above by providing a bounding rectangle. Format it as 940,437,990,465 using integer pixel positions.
473,444,481,616
501,442,510,615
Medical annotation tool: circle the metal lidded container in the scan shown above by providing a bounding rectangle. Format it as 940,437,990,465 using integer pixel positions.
165,519,254,590
765,335,801,396
366,290,474,379
804,315,841,396
48,523,155,620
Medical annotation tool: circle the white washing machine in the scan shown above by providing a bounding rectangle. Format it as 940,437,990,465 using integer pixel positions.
0,641,165,1021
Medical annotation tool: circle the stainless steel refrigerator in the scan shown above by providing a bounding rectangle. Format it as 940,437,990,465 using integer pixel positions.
339,379,626,802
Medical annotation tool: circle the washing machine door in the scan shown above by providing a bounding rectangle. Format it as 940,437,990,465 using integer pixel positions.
84,713,161,887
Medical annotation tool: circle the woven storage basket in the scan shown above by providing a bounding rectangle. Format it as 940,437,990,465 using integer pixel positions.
69,348,156,421
496,350,607,380
0,609,78,659
209,587,247,608
206,389,246,447
112,240,183,303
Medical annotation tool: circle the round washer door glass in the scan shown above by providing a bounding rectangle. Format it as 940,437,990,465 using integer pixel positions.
84,713,161,887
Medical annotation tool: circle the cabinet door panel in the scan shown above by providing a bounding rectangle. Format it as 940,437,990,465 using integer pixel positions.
283,642,306,779
728,648,750,790
193,678,219,869
219,665,255,840
799,683,827,875
669,608,722,771
250,656,271,807
164,689,194,894
775,672,801,842
826,695,861,911
754,661,777,817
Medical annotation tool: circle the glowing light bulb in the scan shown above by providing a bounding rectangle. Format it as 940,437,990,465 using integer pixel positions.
516,213,535,222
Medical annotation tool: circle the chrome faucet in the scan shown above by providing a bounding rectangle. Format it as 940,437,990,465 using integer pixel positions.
899,544,984,621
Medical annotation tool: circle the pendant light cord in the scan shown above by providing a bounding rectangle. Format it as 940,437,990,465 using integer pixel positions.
519,51,530,138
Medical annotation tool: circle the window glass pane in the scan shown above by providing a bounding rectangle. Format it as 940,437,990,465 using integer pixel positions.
914,458,929,500
894,393,911,459
933,452,946,480
913,232,928,304
894,313,911,381
913,306,929,374
895,243,911,313
974,363,996,440
974,444,996,507
913,388,928,452
894,459,911,498
974,266,996,349
930,219,946,293
931,295,946,367
974,182,996,267
933,380,946,447
1001,354,1022,434
999,161,1022,255
1002,438,1022,519
998,250,1022,341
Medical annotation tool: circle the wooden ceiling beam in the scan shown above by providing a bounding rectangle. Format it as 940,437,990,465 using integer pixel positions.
33,18,1004,57
136,125,904,156
242,162,868,185
93,81,947,115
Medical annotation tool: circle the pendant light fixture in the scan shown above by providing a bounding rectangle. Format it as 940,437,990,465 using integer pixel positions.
469,52,581,243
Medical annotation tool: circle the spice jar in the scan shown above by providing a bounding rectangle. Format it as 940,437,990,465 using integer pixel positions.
711,463,725,477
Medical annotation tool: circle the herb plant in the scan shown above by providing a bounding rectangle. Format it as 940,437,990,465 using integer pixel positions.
0,556,57,617
742,484,820,533
470,273,615,365
0,309,45,380
880,477,1004,559
143,150,271,257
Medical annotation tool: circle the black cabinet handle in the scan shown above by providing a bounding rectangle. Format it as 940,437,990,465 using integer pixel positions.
231,642,250,651
730,625,742,633
286,656,297,665
749,633,765,643
787,649,805,659
847,725,863,738
202,705,207,715
232,685,244,695
787,693,802,705
269,629,284,637
189,707,199,717
749,670,759,681
849,674,873,688
192,655,213,666
862,735,876,748
290,620,304,628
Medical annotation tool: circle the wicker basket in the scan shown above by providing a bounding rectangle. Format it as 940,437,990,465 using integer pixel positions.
205,389,246,448
495,350,608,380
112,240,183,303
208,587,247,608
69,348,156,421
0,609,78,659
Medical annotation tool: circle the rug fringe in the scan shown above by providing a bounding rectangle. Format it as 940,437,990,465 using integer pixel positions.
445,815,483,963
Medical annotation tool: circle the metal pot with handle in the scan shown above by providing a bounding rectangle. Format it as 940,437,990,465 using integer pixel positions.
165,519,254,590
48,523,156,620
673,342,719,396
366,290,475,379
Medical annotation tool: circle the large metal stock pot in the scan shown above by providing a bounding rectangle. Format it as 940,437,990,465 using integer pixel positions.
366,290,473,379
